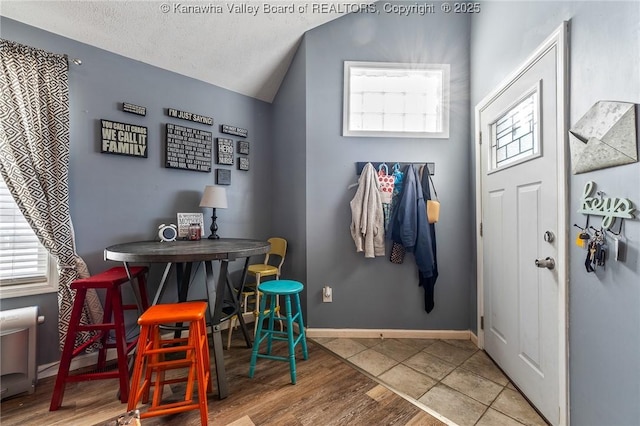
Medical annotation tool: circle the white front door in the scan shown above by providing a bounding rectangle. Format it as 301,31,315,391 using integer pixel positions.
475,23,568,425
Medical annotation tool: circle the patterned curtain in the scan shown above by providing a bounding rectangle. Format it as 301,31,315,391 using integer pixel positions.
0,39,103,350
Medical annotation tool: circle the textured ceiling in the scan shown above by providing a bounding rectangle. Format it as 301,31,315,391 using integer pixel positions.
0,1,357,102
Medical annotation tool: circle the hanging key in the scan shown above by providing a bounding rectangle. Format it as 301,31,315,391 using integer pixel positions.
597,244,606,267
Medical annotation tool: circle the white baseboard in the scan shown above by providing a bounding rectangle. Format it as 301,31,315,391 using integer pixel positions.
305,328,472,340
470,331,478,347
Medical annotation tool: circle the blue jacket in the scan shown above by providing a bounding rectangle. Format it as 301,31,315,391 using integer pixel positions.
388,164,437,280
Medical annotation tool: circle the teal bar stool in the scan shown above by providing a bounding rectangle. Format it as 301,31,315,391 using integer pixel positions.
249,280,308,384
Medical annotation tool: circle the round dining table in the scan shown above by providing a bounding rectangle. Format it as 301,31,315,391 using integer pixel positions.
104,238,270,399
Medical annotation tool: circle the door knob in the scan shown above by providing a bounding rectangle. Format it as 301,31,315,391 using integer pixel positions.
535,257,555,270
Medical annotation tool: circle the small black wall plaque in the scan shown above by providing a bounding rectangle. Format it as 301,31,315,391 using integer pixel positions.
100,119,148,158
216,138,234,165
237,140,250,155
167,108,213,126
165,123,212,172
122,102,146,116
238,157,250,171
221,124,248,138
216,169,231,185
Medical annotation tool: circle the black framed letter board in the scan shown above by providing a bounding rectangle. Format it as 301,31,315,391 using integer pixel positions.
165,123,212,172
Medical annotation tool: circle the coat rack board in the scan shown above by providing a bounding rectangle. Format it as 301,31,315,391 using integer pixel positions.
356,162,435,176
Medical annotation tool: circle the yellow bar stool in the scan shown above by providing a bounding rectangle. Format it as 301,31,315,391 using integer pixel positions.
227,237,287,348
248,280,308,384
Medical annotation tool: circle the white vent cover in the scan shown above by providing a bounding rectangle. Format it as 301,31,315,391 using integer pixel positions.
0,306,40,399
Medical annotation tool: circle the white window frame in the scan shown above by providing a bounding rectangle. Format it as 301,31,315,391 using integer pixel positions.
343,61,450,138
0,177,57,299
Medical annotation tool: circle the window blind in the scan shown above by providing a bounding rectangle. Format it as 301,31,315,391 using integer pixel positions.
0,178,48,286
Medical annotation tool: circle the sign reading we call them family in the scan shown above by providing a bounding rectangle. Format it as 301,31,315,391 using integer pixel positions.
100,119,148,158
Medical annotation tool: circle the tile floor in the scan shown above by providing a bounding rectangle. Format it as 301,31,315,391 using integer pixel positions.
311,337,548,426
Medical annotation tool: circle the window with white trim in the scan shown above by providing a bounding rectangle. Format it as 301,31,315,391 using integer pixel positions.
343,61,450,138
489,82,541,173
0,176,56,298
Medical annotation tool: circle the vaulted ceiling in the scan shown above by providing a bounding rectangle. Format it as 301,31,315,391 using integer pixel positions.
1,1,361,102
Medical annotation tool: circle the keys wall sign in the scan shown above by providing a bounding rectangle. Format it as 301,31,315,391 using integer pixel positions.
578,181,636,229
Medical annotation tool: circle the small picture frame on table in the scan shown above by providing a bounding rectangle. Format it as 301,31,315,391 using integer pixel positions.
177,213,204,239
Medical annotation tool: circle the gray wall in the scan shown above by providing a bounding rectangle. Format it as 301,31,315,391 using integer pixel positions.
470,2,640,424
0,17,273,366
271,38,309,315
273,7,474,330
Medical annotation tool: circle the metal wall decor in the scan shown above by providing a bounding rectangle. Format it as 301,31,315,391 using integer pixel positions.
167,107,213,126
165,123,212,172
569,101,637,174
100,119,148,158
216,138,234,165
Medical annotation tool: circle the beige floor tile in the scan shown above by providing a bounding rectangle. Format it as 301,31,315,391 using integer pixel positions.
418,384,488,426
423,340,476,366
476,408,526,426
352,337,383,347
461,351,509,386
403,351,456,381
401,338,438,350
378,364,438,399
311,336,334,344
441,367,504,405
443,339,479,351
372,339,421,362
348,348,398,376
491,388,547,426
322,337,368,358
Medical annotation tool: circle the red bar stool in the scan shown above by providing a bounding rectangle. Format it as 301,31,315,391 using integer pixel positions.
127,301,212,426
49,266,149,411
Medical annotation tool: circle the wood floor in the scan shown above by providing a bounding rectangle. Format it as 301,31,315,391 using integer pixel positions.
0,337,445,426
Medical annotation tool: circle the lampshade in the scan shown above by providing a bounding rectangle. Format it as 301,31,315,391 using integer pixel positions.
199,186,228,208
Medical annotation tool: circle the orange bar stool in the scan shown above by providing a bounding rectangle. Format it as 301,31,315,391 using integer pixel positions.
249,280,308,384
50,266,149,411
127,301,212,426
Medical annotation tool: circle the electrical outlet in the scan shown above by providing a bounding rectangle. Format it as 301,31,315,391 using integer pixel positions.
322,286,332,303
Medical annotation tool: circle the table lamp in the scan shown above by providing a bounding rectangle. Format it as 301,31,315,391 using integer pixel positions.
199,186,228,239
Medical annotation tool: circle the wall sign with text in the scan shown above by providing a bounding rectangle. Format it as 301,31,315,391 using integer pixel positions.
122,102,146,116
221,124,248,138
216,169,231,185
167,108,213,126
100,119,148,158
216,138,234,165
165,123,212,172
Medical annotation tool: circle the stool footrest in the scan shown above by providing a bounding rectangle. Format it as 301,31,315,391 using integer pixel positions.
148,358,193,370
142,402,200,418
64,371,122,382
255,353,290,362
